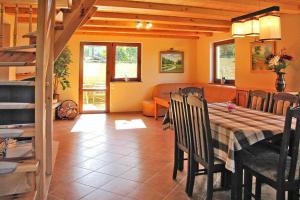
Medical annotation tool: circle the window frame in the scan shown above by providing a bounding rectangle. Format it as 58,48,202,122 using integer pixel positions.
111,43,142,82
213,39,235,85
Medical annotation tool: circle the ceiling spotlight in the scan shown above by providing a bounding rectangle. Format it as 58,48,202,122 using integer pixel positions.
136,21,143,29
146,22,153,29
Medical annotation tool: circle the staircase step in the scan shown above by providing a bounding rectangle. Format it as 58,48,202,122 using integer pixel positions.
60,7,72,13
0,161,17,175
0,127,34,138
0,103,35,110
4,141,34,161
0,81,35,86
23,31,37,39
15,160,38,173
0,124,35,129
0,44,36,52
0,129,23,138
0,62,36,67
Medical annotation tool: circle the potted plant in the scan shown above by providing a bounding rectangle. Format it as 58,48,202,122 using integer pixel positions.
265,49,293,92
54,47,72,101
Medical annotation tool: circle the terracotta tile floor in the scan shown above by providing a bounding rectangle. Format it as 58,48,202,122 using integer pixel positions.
48,113,276,200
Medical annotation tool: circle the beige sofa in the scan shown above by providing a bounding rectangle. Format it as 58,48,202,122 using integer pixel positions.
142,83,236,117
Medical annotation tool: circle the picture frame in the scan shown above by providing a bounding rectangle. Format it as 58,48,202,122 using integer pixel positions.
160,50,184,73
250,41,276,72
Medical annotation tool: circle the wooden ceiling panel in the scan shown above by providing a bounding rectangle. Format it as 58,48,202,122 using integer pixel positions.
95,0,243,20
122,0,300,14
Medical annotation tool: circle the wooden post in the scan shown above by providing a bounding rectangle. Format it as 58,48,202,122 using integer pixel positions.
0,4,3,48
13,4,18,46
45,1,55,175
29,5,32,33
36,0,55,198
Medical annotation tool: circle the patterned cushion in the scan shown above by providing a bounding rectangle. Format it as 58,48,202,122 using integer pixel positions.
242,145,292,181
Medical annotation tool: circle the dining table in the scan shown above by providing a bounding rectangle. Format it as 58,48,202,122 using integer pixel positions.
163,102,291,200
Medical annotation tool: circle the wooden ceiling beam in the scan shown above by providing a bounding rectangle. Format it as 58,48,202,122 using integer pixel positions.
119,0,300,14
92,12,231,27
79,26,213,37
85,20,230,32
95,0,242,19
75,31,200,39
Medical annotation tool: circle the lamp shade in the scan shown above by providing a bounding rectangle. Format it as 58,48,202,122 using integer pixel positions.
232,22,245,38
259,15,281,40
244,19,260,36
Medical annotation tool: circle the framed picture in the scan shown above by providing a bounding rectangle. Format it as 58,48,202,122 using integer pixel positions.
160,50,184,73
251,41,276,72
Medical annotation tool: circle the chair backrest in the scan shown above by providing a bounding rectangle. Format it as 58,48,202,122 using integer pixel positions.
170,93,189,152
277,106,300,184
186,95,214,168
269,92,300,116
179,87,204,98
247,90,270,112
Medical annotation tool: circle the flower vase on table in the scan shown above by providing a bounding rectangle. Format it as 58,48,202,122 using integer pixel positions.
275,72,286,92
265,49,293,92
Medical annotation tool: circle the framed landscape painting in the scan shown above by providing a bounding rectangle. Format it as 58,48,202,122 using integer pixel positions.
160,50,184,73
251,41,276,72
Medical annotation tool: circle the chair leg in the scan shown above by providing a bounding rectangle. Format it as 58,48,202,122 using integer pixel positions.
276,189,285,200
178,149,184,171
206,169,214,200
221,171,225,188
221,170,231,190
288,189,299,200
187,159,197,197
244,170,252,200
172,146,179,180
185,154,191,193
255,178,262,200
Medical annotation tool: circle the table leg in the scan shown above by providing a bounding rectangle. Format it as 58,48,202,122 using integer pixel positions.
231,151,243,200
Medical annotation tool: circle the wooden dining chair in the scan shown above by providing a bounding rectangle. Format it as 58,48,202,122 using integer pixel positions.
179,87,204,98
247,90,270,112
185,95,229,198
243,106,300,200
170,93,191,193
269,92,300,116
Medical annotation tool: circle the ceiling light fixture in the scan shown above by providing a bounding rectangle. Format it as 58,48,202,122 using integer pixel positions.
145,22,153,29
231,6,281,41
136,21,143,29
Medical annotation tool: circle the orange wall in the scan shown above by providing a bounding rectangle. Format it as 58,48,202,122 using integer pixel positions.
196,14,300,91
60,34,197,112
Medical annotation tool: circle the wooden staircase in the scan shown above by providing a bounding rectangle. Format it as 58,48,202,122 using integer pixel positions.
0,0,97,199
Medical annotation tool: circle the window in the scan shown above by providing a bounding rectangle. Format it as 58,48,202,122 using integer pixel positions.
213,39,235,85
112,43,141,82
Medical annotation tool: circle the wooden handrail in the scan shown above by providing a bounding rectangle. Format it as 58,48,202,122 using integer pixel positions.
13,4,18,46
0,4,3,48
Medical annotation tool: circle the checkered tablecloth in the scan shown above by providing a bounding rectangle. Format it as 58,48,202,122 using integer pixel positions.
163,103,289,172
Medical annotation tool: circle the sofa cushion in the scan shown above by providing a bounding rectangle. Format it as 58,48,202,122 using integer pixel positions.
203,84,236,103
